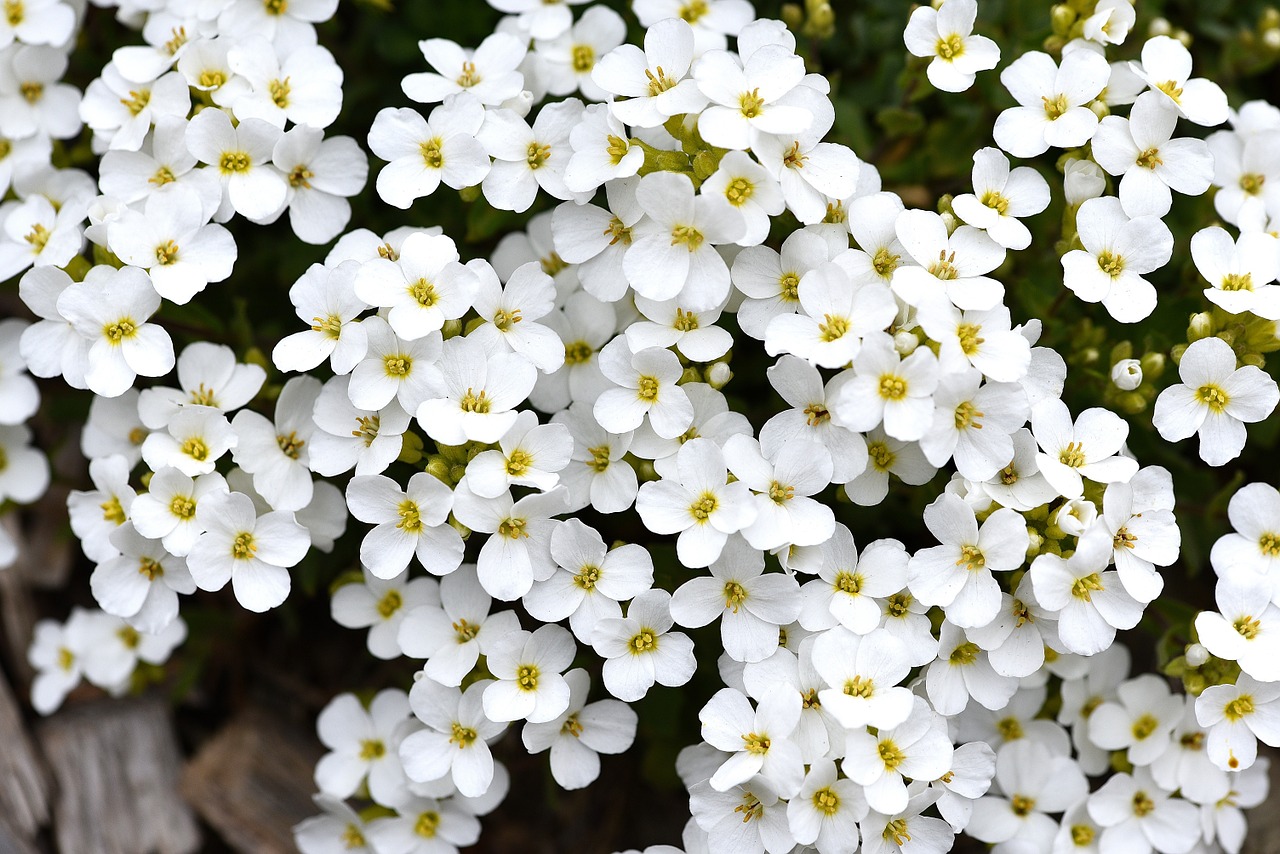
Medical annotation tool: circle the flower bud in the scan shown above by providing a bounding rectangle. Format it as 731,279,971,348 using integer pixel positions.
1186,643,1210,667
499,89,534,118
781,2,804,28
1050,498,1097,537
1088,100,1110,120
893,330,920,355
1110,358,1143,390
1140,351,1166,378
1264,28,1280,50
706,361,732,389
1063,159,1105,205
1050,4,1076,34
1149,16,1173,36
1187,312,1215,342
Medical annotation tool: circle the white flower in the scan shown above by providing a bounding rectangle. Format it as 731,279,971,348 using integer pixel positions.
0,0,73,49
907,494,1029,629
592,17,706,128
467,261,564,373
330,566,438,661
902,0,1000,93
226,38,343,130
552,401,638,514
924,620,1018,715
309,376,412,477
293,795,372,854
723,434,835,551
843,695,954,816
700,686,803,797
759,355,867,483
1131,35,1228,127
1086,767,1200,854
1194,574,1280,682
399,679,505,799
1092,91,1214,218
891,209,1007,312
1153,336,1279,466
594,338,694,440
186,490,310,613
450,482,568,601
632,0,754,54
478,99,584,212
350,316,442,414
368,95,490,209
346,472,463,581
355,231,477,341
1030,397,1138,499
57,265,174,397
521,668,638,791
1089,674,1183,766
403,33,527,106
66,454,135,563
129,468,228,558
0,194,84,282
536,6,626,101
635,439,757,569
141,405,237,478
0,45,82,140
482,624,576,723
753,91,862,225
764,262,897,368
465,409,571,499
365,796,481,854
1030,526,1142,655
1196,674,1280,772
90,523,194,634
273,261,370,375
590,588,696,701
993,49,1110,157
950,147,1050,251
916,302,1031,384
1190,226,1280,319
845,427,937,507
811,626,913,731
668,535,800,662
396,564,521,685
230,376,320,512
417,334,536,445
624,170,744,309
692,44,810,151
798,528,907,634
831,333,940,442
563,103,642,194
918,370,1029,482
732,228,833,340
17,267,90,390
80,68,190,151
184,107,287,223
314,689,414,806
272,127,368,246
524,518,653,643
1211,482,1280,579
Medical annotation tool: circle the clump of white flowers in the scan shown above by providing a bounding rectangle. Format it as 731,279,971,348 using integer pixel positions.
6,0,1280,851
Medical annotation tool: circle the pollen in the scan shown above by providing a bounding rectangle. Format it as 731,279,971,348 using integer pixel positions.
636,375,660,402
868,441,896,471
19,81,42,103
834,571,862,595
219,151,253,174
414,812,440,839
1196,383,1229,412
288,164,314,189
1224,695,1255,721
358,738,385,760
804,403,830,426
672,308,700,332
723,580,748,612
882,818,911,845
421,138,445,169
872,247,901,277
605,134,629,165
459,388,491,413
1136,146,1163,169
103,318,138,344
1058,441,1086,467
516,663,540,691
1156,79,1184,102
586,444,612,473
953,401,984,430
120,88,151,116
878,374,908,401
506,449,534,477
1234,615,1261,640
980,189,1009,215
690,493,719,522
644,66,675,96
564,340,594,364
453,618,480,642
679,0,708,21
1260,533,1280,556
1010,795,1036,817
1240,173,1266,195
352,415,380,446
1131,713,1160,741
725,177,754,205
1097,250,1125,278
779,272,800,301
181,437,209,461
630,629,658,654
231,531,257,560
671,224,704,250
170,494,197,520
997,716,1023,740
935,32,965,60
956,544,985,572
768,481,794,504
498,517,528,539
877,739,906,770
573,564,601,590
396,500,422,533
154,240,181,266
812,786,840,816
949,641,980,665
269,77,291,108
376,589,403,619
493,307,523,331
818,314,850,342
526,141,552,170
449,721,478,746
1042,92,1069,120
1222,273,1253,291
1131,791,1156,817
1071,572,1105,601
4,1,22,25
956,322,985,355
101,496,127,525
844,675,875,698
571,44,595,73
138,557,164,580
455,61,482,88
929,250,959,280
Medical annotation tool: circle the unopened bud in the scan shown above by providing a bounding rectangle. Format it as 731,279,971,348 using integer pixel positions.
1186,643,1210,667
893,330,920,355
1265,28,1280,50
1063,158,1106,205
1140,351,1166,378
808,2,835,35
1242,352,1266,368
1050,4,1077,34
780,2,803,28
1149,16,1173,36
1188,311,1215,342
679,366,702,385
1089,100,1110,120
707,361,732,389
1110,358,1143,390
500,89,534,118
425,457,452,484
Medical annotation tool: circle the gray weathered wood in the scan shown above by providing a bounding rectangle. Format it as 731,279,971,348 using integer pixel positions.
0,668,48,840
37,697,200,854
181,707,323,854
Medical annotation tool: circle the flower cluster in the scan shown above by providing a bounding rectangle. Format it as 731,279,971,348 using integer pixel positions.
6,0,1280,851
